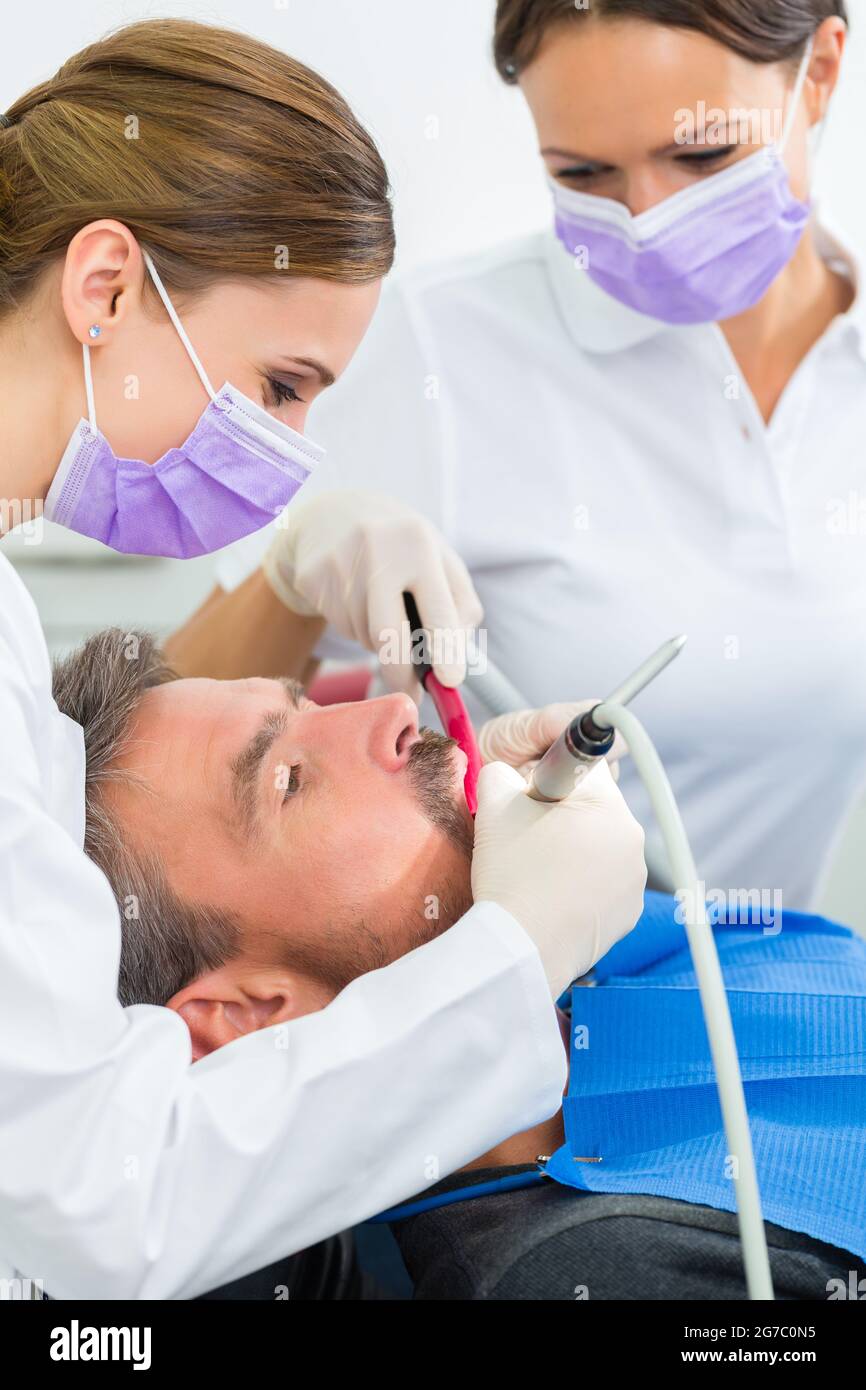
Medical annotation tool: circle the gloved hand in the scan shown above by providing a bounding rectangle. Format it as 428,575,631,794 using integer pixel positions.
471,759,646,999
478,701,627,778
263,490,483,699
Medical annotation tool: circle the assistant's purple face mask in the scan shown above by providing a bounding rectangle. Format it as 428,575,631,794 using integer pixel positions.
550,41,814,326
44,251,324,557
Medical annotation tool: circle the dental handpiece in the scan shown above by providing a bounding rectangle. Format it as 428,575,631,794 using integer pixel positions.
527,635,687,802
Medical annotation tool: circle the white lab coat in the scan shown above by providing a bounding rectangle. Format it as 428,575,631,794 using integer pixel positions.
219,220,866,912
0,552,565,1299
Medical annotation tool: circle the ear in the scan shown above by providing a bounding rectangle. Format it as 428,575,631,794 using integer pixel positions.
60,219,145,348
166,965,329,1062
807,17,848,123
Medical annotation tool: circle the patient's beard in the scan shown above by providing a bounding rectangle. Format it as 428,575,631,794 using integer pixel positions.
398,727,474,940
407,727,474,860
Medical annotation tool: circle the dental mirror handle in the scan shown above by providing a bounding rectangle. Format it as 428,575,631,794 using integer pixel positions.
402,590,482,815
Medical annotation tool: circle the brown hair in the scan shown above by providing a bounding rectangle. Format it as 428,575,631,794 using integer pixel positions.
0,17,394,315
52,628,243,1007
494,0,849,82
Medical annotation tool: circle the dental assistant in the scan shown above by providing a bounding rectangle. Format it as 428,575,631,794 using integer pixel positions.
202,1,861,911
0,19,647,1299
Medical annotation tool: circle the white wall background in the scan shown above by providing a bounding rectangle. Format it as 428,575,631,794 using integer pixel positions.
3,0,866,924
0,0,560,276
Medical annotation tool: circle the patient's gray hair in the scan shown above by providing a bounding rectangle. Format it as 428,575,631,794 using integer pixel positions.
52,629,242,1008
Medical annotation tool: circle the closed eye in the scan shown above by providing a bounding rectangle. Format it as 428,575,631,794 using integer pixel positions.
266,374,304,407
555,163,613,183
673,145,738,169
277,762,302,803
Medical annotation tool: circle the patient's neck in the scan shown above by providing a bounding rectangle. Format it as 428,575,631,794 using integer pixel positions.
462,1109,565,1171
461,1008,568,1172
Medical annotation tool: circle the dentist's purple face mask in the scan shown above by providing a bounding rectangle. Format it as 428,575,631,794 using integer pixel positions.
44,251,324,557
550,42,814,326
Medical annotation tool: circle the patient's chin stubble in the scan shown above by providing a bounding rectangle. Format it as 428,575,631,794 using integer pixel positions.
400,727,475,951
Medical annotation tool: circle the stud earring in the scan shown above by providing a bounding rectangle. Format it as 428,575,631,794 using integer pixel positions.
88,324,101,339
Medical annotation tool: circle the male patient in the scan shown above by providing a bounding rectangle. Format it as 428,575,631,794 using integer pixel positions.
53,629,866,1301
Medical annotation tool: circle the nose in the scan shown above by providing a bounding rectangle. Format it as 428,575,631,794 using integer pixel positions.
624,167,682,217
363,693,421,773
312,693,420,774
283,403,310,436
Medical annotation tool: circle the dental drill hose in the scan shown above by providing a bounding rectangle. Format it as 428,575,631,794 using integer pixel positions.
590,700,774,1302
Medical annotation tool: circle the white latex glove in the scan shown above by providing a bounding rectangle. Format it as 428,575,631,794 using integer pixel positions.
479,700,627,779
263,490,483,699
471,759,646,999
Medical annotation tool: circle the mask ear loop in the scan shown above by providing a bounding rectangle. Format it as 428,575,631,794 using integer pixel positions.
805,37,837,188
140,249,221,406
778,36,815,155
82,343,98,433
81,250,221,435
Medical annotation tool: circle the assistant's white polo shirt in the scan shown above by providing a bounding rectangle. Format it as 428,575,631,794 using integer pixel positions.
218,221,866,911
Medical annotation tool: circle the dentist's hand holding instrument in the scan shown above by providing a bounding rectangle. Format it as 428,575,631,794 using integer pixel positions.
473,758,647,999
263,490,483,700
479,700,628,778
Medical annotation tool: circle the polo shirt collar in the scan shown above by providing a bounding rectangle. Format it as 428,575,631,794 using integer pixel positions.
542,224,669,355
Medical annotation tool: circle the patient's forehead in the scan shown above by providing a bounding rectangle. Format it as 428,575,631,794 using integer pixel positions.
130,673,283,737
102,676,305,899
110,675,291,802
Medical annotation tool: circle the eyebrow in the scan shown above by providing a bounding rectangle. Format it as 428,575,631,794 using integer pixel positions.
229,679,304,842
278,354,336,389
541,146,599,163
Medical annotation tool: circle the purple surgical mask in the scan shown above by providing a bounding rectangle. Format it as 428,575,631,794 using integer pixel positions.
550,41,814,325
44,250,324,557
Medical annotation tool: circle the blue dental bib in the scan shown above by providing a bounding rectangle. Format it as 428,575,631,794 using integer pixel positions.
544,892,866,1263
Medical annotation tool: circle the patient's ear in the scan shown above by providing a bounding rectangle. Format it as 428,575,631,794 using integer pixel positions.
167,966,330,1061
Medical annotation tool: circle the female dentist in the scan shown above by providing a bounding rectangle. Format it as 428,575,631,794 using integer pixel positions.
195,1,861,914
0,18,647,1299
